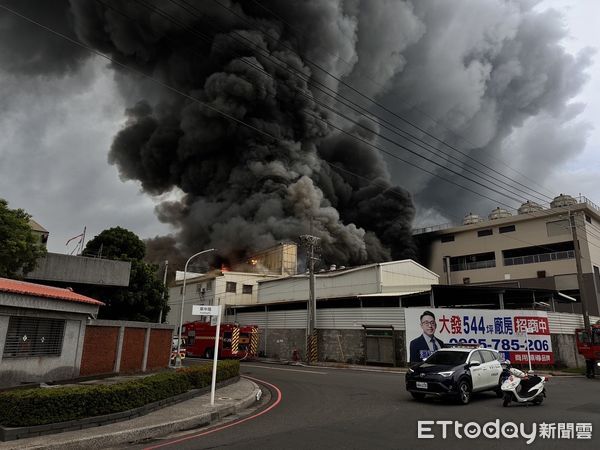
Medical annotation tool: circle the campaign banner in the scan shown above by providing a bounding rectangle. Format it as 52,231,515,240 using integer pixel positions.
405,308,553,365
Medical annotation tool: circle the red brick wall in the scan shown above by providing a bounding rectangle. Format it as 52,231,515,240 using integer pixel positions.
147,329,172,370
120,328,146,373
80,326,119,376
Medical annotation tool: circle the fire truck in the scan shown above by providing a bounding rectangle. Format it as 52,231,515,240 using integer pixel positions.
182,321,259,359
575,321,600,378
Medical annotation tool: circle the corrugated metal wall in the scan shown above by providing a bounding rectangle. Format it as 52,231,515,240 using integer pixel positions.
548,312,600,334
228,308,598,334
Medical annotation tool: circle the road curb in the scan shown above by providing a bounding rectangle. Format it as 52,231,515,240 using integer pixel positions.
3,381,261,450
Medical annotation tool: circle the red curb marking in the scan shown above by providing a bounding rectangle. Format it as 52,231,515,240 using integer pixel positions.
143,375,282,449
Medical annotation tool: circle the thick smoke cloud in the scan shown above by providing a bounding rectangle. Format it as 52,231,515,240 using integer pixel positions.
68,0,417,266
342,0,592,220
0,0,88,75
20,0,586,267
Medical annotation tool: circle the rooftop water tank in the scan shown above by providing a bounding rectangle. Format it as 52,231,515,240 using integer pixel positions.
518,200,543,214
489,207,512,220
463,212,483,225
550,193,577,208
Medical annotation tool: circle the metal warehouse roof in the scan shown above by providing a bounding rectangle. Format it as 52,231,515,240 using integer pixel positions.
0,277,104,306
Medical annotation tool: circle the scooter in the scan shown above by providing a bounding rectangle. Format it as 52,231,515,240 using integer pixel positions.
501,368,547,407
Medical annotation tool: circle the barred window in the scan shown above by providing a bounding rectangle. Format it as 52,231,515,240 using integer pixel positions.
3,316,65,358
226,281,237,293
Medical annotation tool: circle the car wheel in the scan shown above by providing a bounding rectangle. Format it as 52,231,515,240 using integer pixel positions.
457,380,471,405
204,348,213,359
411,392,426,401
503,392,511,407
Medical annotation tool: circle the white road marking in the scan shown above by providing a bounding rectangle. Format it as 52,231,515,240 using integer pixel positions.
243,364,328,375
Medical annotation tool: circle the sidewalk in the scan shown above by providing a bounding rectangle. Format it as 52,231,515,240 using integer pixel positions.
0,378,260,450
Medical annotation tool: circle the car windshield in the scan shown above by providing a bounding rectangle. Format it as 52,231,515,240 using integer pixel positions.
425,351,468,365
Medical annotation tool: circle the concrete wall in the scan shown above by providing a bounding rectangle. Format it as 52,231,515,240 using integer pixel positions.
259,327,584,368
26,252,131,287
551,334,586,368
0,310,86,388
319,329,365,364
261,328,307,360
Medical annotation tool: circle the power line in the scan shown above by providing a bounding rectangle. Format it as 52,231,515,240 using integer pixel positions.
120,0,545,208
205,0,555,204
247,0,557,200
5,2,599,268
93,0,528,208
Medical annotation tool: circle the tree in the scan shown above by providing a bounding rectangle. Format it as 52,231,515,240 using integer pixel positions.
82,227,169,322
0,199,46,278
84,226,145,260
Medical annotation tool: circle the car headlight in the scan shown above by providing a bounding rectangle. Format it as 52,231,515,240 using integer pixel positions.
437,371,454,377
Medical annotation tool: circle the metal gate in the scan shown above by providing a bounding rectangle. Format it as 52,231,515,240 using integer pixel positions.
363,325,395,366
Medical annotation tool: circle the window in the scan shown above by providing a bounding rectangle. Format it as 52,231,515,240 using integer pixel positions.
225,281,237,293
3,316,65,358
477,229,493,237
449,252,496,271
594,266,600,293
462,277,470,284
537,270,546,278
480,350,495,363
586,215,592,224
222,331,232,349
503,241,574,266
206,280,213,291
499,225,516,233
441,235,455,243
242,284,253,294
469,351,482,364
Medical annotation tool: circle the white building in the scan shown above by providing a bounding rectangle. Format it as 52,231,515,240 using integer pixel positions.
166,270,281,325
257,260,439,304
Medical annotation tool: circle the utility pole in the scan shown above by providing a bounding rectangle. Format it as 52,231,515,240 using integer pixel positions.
570,211,591,329
299,234,320,364
158,260,168,324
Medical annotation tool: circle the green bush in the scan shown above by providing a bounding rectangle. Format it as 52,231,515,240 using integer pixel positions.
178,360,240,388
0,361,239,427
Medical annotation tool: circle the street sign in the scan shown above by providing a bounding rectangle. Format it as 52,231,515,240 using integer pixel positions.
189,304,223,406
192,305,220,316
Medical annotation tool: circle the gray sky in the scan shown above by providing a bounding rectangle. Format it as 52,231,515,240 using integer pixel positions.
0,0,598,255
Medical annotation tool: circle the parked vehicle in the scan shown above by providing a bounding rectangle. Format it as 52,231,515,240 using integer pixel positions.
575,321,600,378
405,347,504,404
182,321,259,359
501,367,547,406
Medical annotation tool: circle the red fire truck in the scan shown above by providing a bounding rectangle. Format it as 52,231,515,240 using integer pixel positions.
575,321,600,378
182,321,259,359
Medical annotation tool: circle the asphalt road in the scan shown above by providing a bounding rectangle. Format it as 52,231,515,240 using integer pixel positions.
139,362,600,450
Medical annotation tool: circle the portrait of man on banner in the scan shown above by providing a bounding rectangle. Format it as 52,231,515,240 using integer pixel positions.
409,310,445,363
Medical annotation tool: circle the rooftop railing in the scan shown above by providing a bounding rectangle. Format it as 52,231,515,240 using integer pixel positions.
412,195,600,235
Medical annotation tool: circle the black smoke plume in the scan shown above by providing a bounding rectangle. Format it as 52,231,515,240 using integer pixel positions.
69,0,417,266
5,1,588,267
